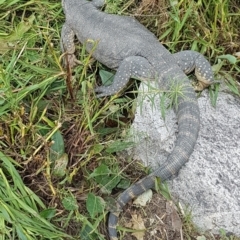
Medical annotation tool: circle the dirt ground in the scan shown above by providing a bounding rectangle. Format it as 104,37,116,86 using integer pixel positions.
118,192,183,240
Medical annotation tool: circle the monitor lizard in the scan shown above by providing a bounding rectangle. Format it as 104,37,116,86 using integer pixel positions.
61,1,214,239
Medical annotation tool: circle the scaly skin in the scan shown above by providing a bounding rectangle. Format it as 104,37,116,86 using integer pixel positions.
61,1,214,239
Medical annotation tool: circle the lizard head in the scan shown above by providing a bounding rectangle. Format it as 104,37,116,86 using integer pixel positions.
62,0,105,11
92,0,105,8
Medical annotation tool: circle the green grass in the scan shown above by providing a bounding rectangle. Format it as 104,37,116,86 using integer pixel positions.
0,0,239,239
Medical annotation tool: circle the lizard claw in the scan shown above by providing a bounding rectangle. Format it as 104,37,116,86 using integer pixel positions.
95,85,117,97
63,53,82,68
95,86,110,97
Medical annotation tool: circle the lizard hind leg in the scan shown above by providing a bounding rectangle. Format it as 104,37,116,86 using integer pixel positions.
194,53,214,90
95,56,156,97
173,50,214,91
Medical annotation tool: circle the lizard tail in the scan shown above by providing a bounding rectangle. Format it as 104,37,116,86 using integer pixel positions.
108,84,200,240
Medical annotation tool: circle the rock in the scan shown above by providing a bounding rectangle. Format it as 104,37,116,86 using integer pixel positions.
128,82,240,236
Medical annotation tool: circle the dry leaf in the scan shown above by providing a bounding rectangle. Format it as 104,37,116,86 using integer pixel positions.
166,201,182,231
124,221,133,229
133,189,153,207
234,52,240,59
130,214,146,240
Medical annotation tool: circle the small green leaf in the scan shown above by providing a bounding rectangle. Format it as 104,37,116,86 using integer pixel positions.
89,164,121,192
0,14,35,54
52,153,68,178
97,127,119,136
40,208,56,220
86,193,105,218
158,181,172,200
99,70,115,86
99,175,121,193
88,164,110,179
209,83,220,107
91,144,104,154
106,140,134,153
62,196,78,211
212,59,224,73
79,224,98,240
109,104,120,113
117,179,131,189
217,54,237,64
50,130,65,162
224,73,240,95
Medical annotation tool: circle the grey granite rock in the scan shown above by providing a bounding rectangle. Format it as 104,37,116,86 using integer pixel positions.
129,82,240,235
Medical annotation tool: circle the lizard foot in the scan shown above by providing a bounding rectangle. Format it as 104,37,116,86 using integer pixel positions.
193,80,211,91
95,85,119,98
63,53,82,68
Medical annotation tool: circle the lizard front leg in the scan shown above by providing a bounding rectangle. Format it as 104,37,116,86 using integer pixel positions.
95,56,155,97
60,23,81,68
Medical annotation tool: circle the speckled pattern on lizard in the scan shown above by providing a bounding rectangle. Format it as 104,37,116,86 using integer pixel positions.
60,0,214,239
